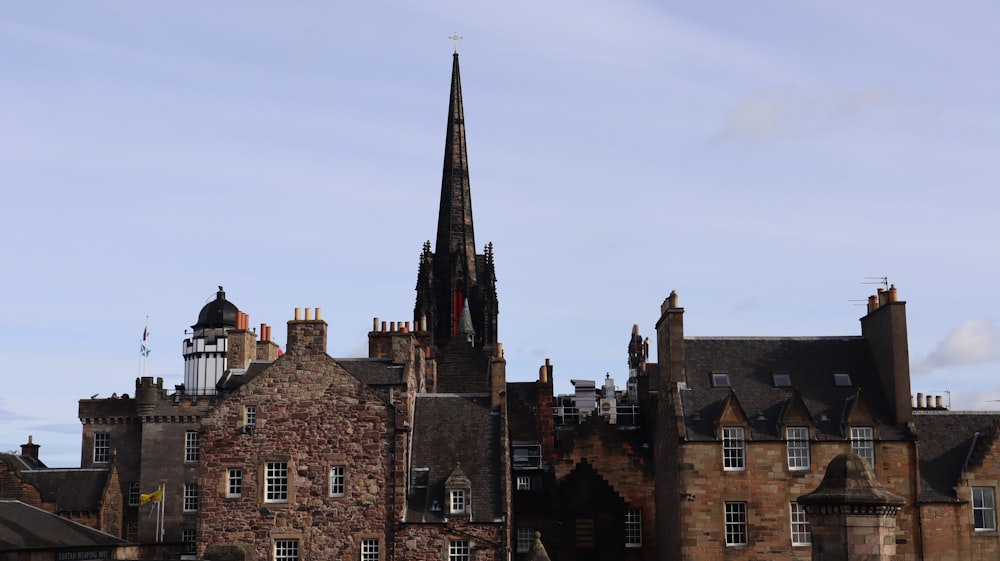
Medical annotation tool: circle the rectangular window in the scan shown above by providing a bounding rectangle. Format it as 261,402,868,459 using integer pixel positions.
787,427,810,470
183,483,198,512
360,538,380,561
245,405,257,427
725,502,748,546
516,527,533,553
516,475,531,490
625,507,642,547
228,468,243,498
185,430,200,462
973,487,997,531
265,462,288,503
128,481,140,506
575,517,595,550
448,540,470,561
450,489,465,513
723,427,745,471
851,427,875,466
126,522,138,542
93,431,110,463
330,465,345,497
182,529,197,553
790,502,811,545
274,539,299,561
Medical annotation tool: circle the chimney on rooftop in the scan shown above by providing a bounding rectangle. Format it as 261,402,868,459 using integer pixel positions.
20,435,39,460
861,285,911,424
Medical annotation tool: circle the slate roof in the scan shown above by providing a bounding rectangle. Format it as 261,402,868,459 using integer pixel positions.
19,469,110,513
913,412,1000,502
337,358,406,386
0,453,45,471
405,394,503,523
0,500,127,549
434,336,491,394
680,337,907,441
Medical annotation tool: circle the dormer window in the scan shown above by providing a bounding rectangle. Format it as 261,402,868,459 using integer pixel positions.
833,373,852,387
712,372,730,388
444,464,472,519
450,489,465,514
772,372,791,387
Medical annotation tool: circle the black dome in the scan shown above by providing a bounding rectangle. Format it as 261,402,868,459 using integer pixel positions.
193,286,239,330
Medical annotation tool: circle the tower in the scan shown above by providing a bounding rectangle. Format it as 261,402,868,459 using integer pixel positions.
414,53,499,353
181,286,239,395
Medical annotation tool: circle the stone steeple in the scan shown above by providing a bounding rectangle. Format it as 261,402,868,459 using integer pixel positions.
415,53,499,352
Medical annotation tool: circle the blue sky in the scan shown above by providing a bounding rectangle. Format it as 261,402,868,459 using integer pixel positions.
1,2,997,466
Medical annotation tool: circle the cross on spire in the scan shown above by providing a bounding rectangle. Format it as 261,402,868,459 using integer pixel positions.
449,32,463,54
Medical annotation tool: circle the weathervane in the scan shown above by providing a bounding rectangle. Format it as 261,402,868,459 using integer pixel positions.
449,32,463,54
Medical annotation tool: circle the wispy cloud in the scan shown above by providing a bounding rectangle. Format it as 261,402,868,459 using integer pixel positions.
913,319,1000,374
715,83,918,143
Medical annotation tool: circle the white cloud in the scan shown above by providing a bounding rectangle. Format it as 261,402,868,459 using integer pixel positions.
715,83,919,143
913,319,1000,374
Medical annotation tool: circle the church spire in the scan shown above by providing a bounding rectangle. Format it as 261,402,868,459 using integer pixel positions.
415,53,499,351
435,52,478,292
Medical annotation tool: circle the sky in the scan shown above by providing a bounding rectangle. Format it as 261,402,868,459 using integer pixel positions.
1,1,997,466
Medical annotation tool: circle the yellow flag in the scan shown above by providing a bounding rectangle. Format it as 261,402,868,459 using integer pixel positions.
140,488,163,505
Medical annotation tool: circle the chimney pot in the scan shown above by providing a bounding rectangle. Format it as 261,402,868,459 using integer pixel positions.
373,317,379,331
305,308,313,321
294,308,302,321
390,321,396,332
889,285,898,303
936,395,943,408
315,308,322,321
916,392,924,409
381,321,387,332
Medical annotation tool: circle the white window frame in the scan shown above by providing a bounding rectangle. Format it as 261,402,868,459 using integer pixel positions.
448,540,470,561
227,468,243,498
790,502,811,545
274,539,299,561
265,462,289,503
128,481,140,506
183,483,198,512
786,426,810,470
330,465,345,497
516,527,533,553
625,507,642,548
93,431,110,463
516,476,531,490
723,427,745,471
450,489,465,514
725,501,748,546
182,528,197,553
184,430,200,462
245,405,257,427
360,538,380,561
850,426,875,467
973,487,997,531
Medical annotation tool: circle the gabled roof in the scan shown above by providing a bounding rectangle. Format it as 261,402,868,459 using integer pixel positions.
680,337,906,441
913,412,1000,502
405,394,503,523
0,500,127,549
19,469,110,513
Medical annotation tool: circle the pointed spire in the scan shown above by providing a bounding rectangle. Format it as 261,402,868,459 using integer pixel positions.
435,52,478,291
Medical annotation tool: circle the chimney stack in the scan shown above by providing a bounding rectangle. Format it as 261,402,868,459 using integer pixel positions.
286,308,328,356
20,435,39,460
861,285,911,424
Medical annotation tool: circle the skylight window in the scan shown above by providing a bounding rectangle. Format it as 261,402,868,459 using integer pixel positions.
773,372,791,387
833,373,852,387
712,373,730,388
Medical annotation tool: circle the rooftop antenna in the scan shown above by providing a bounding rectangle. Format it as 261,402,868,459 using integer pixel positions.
863,276,889,290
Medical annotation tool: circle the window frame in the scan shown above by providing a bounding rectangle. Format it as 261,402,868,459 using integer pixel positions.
450,489,465,514
786,426,810,471
329,465,345,497
182,528,197,553
516,475,531,491
360,538,380,561
183,483,198,512
245,405,257,427
850,426,875,467
274,539,299,561
722,426,746,471
128,481,140,506
448,539,470,561
973,487,997,531
625,507,642,548
227,468,243,498
264,461,289,503
725,501,748,546
790,502,811,546
516,527,533,553
93,431,110,463
184,430,200,462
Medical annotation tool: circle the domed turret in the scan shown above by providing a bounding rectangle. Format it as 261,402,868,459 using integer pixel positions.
193,286,238,330
182,286,242,396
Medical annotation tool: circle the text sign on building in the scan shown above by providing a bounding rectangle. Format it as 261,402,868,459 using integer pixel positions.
56,550,112,561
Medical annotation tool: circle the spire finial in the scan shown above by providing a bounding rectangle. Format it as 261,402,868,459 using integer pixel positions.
449,32,463,54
